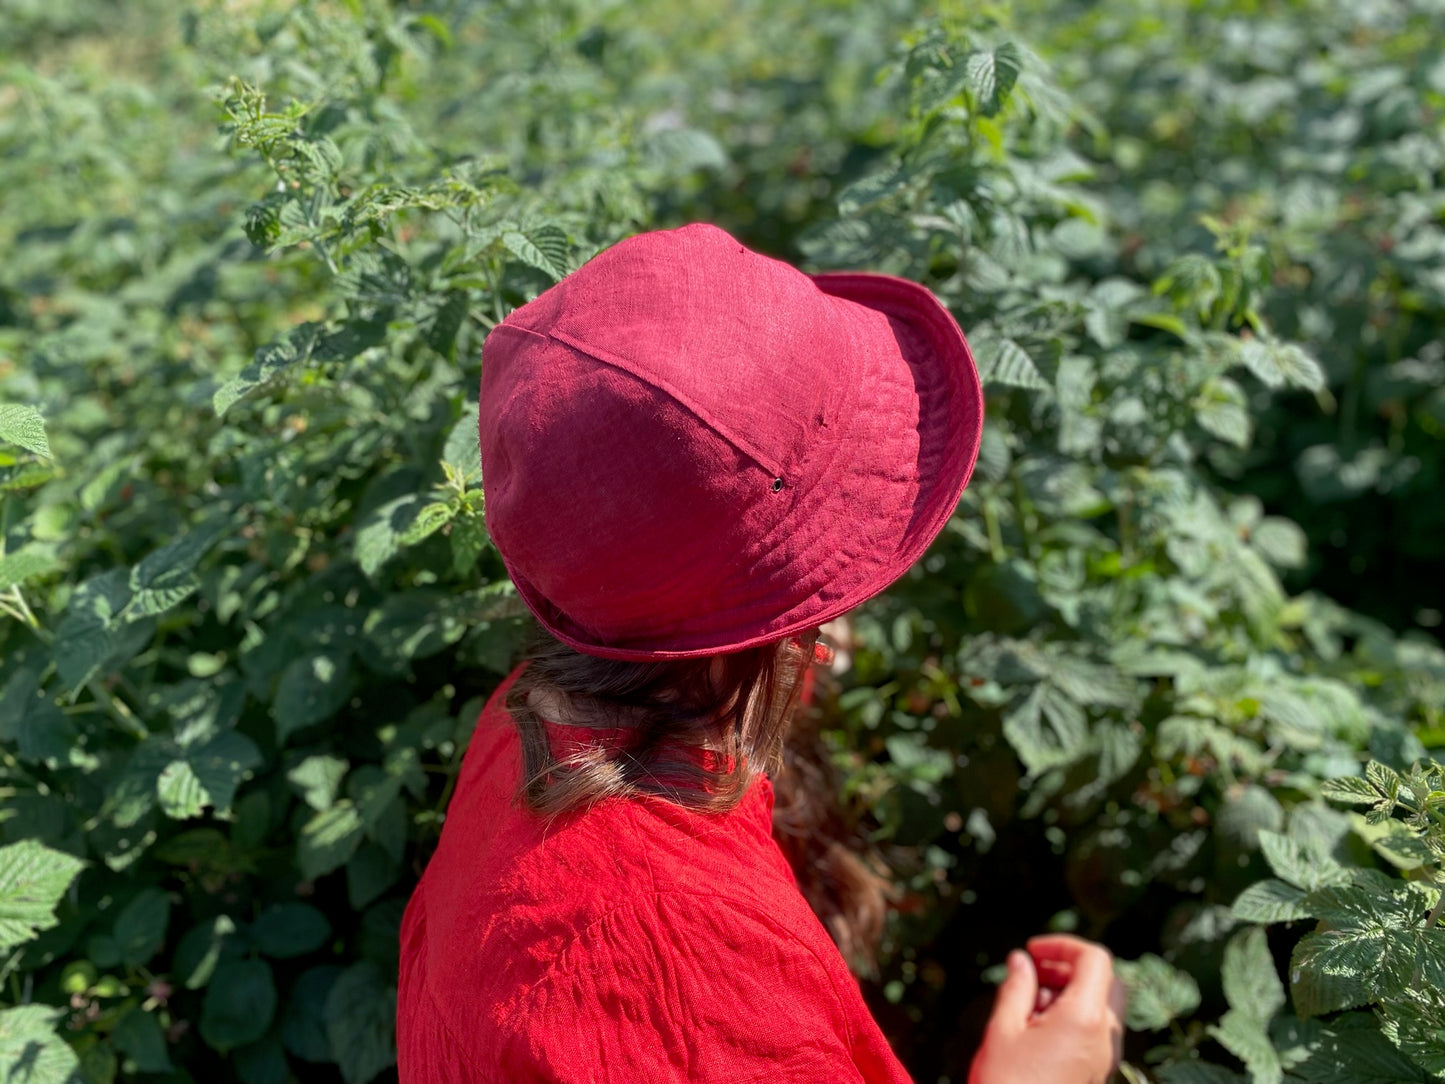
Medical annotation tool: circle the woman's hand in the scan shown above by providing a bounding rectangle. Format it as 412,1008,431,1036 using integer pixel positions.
968,934,1127,1084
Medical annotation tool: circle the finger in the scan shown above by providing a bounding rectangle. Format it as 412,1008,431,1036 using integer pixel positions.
1033,985,1056,1017
1108,974,1128,1023
1027,936,1114,1010
1108,976,1128,1065
988,949,1039,1034
1035,957,1072,989
1024,933,1095,963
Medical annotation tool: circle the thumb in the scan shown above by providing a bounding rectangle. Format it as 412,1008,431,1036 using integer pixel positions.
988,950,1039,1033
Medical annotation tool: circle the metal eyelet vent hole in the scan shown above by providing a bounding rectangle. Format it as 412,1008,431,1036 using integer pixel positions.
771,478,784,493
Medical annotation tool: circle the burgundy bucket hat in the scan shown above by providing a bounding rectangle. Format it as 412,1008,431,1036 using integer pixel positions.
478,223,984,660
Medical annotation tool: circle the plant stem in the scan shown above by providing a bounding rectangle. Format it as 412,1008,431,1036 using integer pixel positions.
1426,882,1445,930
1117,491,1135,564
1012,474,1037,561
982,496,1006,563
306,186,340,275
87,680,148,740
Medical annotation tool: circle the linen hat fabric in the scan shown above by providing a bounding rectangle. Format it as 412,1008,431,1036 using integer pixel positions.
478,223,983,660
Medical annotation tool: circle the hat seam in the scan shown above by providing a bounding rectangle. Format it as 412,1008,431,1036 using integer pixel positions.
547,328,784,478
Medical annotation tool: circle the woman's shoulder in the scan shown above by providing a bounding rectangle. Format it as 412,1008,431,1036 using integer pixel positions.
406,681,827,980
441,666,800,910
408,877,868,1083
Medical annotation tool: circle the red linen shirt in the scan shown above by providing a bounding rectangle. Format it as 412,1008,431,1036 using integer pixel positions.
397,667,914,1082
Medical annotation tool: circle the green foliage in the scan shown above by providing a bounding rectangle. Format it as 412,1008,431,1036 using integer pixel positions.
0,843,85,952
1030,0,1445,639
2,0,1443,1081
1146,758,1445,1080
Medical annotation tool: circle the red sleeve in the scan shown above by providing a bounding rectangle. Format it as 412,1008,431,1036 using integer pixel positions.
496,892,873,1084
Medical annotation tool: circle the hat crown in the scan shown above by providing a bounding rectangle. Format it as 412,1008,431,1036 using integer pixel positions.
507,223,841,478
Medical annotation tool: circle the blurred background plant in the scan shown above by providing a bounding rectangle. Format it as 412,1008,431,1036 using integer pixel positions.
1,1,1442,1082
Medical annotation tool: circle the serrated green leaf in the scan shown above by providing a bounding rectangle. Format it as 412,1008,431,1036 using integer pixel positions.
1217,786,1285,851
1268,1014,1325,1073
1257,689,1324,746
297,801,366,880
837,167,908,215
0,668,74,763
425,290,470,361
978,336,1049,390
156,760,207,820
1258,830,1348,892
1235,338,1325,392
249,902,331,959
346,843,399,910
1116,954,1201,1031
1288,921,1424,1018
1303,884,1402,929
441,406,481,484
449,507,489,575
113,887,170,967
126,519,227,621
112,1006,173,1073
1045,654,1136,707
156,731,261,819
1251,518,1308,569
1288,1011,1434,1082
324,961,397,1084
0,404,51,458
1233,879,1313,923
283,965,344,1063
1195,377,1252,448
234,1032,288,1084
360,590,471,675
288,755,349,812
1210,1008,1282,1084
0,1005,78,1084
0,840,86,952
1158,1064,1245,1084
1366,761,1403,801
1377,994,1445,1076
1095,721,1142,784
354,492,425,577
1003,682,1090,775
214,323,321,416
1271,343,1326,391
1368,825,1435,871
0,547,62,589
964,42,1023,116
201,958,276,1052
1320,775,1382,807
501,228,563,281
883,731,953,783
274,652,354,745
53,569,134,690
0,461,58,493
174,915,241,990
397,501,453,546
643,128,728,174
1222,926,1286,1023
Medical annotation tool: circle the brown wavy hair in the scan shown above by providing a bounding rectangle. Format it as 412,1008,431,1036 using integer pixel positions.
506,627,893,972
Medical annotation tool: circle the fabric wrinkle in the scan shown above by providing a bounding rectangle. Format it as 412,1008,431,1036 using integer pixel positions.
397,669,911,1082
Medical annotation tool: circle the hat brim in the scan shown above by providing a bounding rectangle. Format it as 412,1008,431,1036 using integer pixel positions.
515,270,983,662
